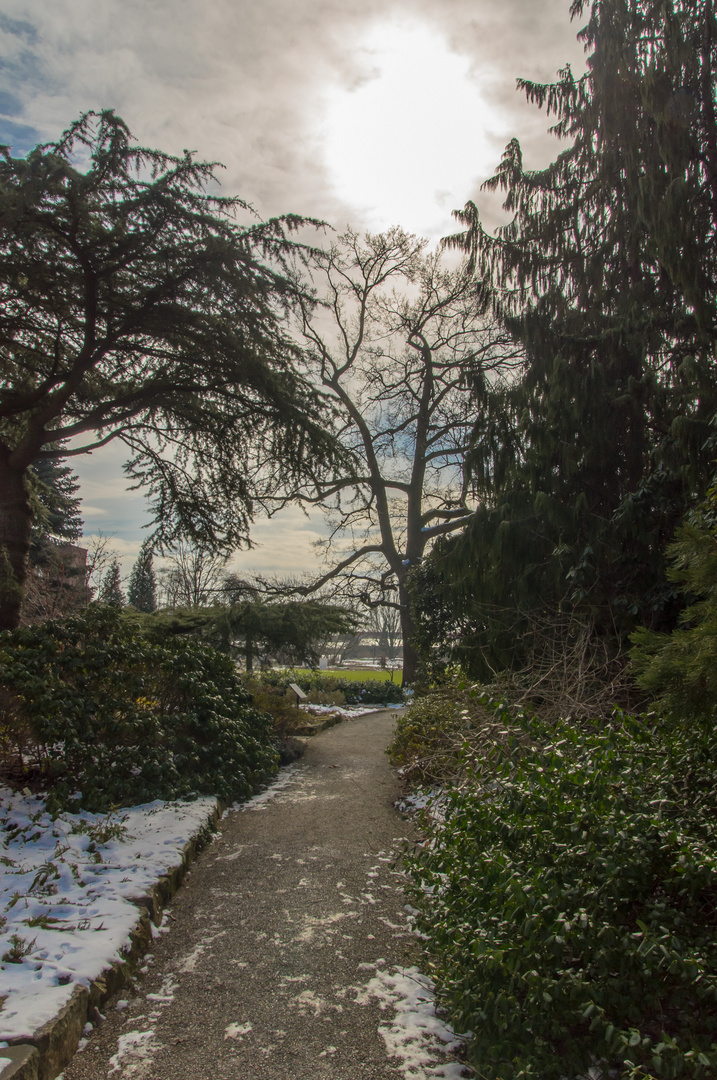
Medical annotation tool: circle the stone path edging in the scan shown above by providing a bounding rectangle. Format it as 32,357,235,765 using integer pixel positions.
1,804,223,1080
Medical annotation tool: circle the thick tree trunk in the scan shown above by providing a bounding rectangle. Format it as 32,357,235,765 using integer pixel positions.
0,449,33,631
397,579,419,687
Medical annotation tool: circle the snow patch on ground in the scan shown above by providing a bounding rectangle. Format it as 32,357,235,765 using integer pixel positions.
298,703,398,718
108,1028,161,1075
396,788,446,816
290,989,342,1017
238,766,301,812
355,964,469,1078
224,1020,252,1039
0,786,217,1040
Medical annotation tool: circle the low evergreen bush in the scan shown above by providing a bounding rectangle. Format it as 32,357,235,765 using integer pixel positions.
406,697,717,1080
387,674,526,786
0,606,277,811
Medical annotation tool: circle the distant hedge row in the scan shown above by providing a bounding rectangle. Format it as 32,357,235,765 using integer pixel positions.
251,667,404,705
0,607,277,812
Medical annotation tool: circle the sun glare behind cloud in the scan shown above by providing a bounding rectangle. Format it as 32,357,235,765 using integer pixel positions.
321,20,500,239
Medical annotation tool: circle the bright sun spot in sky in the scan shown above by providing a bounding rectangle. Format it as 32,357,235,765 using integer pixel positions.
321,20,500,238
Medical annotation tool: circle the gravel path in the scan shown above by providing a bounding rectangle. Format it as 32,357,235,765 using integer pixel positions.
59,709,465,1080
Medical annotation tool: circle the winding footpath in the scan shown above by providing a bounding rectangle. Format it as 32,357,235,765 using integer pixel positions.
59,710,467,1080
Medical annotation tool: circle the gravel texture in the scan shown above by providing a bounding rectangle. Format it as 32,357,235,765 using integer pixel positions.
58,709,464,1080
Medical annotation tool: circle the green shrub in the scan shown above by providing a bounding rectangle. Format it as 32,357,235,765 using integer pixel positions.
387,673,526,786
406,698,717,1080
0,606,277,811
242,679,307,737
305,688,346,707
631,488,717,723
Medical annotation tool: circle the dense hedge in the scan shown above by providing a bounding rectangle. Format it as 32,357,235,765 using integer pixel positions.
0,606,278,811
406,694,717,1080
251,667,404,705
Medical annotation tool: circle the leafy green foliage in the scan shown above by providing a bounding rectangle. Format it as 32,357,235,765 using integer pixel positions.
241,680,309,738
406,697,717,1079
251,667,404,705
0,606,277,811
217,597,356,671
387,673,525,786
126,596,356,672
16,452,87,624
631,486,717,722
125,606,220,642
28,454,83,560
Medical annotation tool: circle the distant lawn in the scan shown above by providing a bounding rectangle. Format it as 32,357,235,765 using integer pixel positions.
294,667,402,684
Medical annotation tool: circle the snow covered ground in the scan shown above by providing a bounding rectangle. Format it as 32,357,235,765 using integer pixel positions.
299,702,403,718
0,787,219,1043
355,961,469,1079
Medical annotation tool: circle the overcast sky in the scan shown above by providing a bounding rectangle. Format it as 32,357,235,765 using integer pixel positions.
1,0,587,580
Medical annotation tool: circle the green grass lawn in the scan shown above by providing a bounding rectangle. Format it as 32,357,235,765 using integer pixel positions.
294,667,402,684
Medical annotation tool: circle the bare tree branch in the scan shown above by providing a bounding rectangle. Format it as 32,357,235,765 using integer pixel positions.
280,228,525,682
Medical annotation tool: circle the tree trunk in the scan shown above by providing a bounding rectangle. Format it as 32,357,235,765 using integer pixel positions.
0,450,33,631
397,579,419,687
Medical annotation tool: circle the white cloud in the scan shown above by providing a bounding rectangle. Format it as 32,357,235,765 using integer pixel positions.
226,505,329,579
6,0,587,575
320,19,502,238
2,0,585,223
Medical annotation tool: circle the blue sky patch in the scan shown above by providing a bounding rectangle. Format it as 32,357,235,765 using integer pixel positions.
0,14,38,43
0,116,39,157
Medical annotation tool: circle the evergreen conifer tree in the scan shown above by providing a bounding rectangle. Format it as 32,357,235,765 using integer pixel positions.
100,559,126,608
29,454,83,564
18,453,86,623
631,482,717,722
127,540,157,613
428,0,717,675
0,111,343,631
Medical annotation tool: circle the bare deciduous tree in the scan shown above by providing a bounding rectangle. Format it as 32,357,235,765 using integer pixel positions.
365,604,402,665
270,228,522,684
85,532,117,601
158,541,230,609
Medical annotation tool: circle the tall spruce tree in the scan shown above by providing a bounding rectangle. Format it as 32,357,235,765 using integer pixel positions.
127,540,157,613
100,559,126,608
425,0,717,676
19,454,86,623
631,480,717,722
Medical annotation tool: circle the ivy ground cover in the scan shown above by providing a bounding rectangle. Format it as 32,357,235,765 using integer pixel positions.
405,698,717,1080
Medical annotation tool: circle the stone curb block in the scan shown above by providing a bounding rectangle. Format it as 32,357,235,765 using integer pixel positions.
0,1046,39,1080
2,801,221,1080
292,713,344,737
